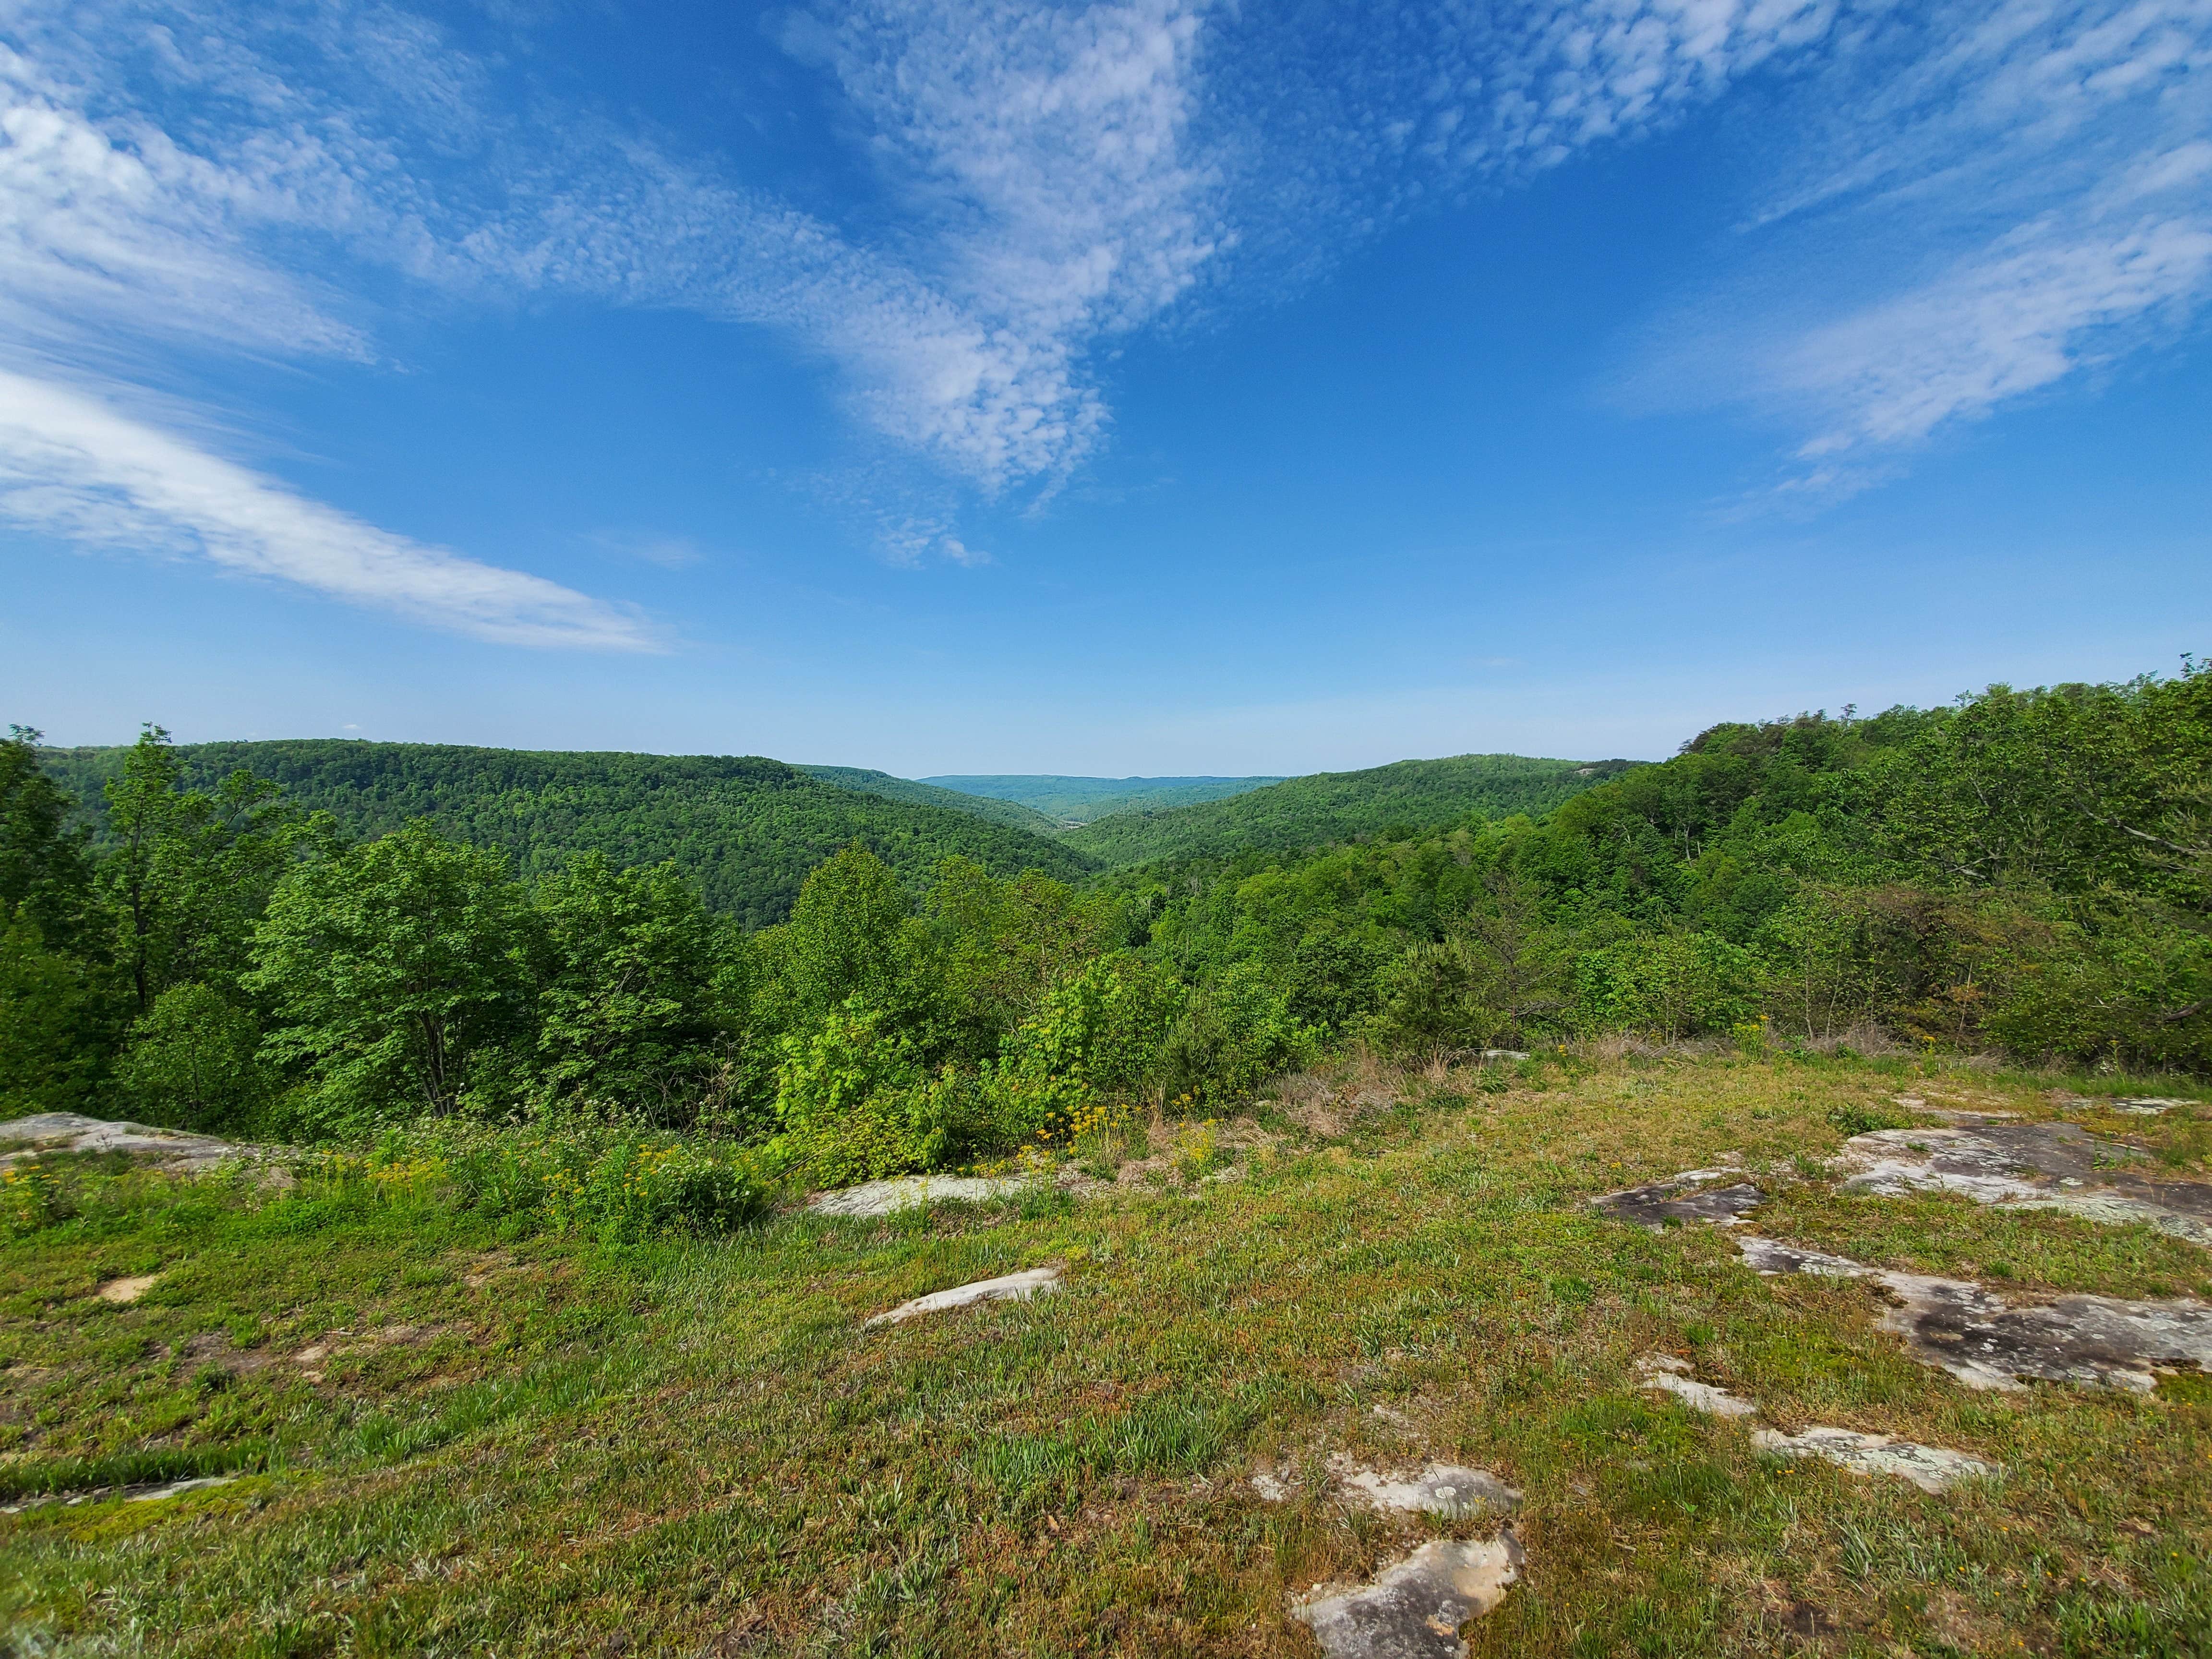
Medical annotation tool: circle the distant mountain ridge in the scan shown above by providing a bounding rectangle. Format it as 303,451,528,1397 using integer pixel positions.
1061,753,1639,866
920,774,1285,826
40,740,1095,927
35,740,1638,917
797,766,1064,834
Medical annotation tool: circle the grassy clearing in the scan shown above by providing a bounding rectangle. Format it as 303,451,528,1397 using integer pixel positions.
3,1052,2210,1656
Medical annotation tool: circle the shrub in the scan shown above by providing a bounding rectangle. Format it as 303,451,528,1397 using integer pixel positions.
1826,1102,1907,1137
1573,932,1761,1042
0,917,119,1116
0,1161,69,1236
117,982,275,1134
1155,960,1319,1107
1986,908,2212,1070
427,1123,776,1241
1363,938,1510,1057
985,953,1186,1139
540,1138,772,1243
771,996,1002,1182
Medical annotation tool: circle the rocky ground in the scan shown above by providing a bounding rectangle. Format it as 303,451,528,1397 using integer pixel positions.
2,1050,2209,1656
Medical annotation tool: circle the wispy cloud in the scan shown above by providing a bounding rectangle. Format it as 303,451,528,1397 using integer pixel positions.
1,0,2205,586
779,0,1221,488
0,40,374,366
1651,0,2212,485
1788,212,2212,455
590,531,707,571
0,368,656,649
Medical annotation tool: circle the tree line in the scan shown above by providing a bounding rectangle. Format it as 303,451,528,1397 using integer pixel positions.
3,665,2207,1184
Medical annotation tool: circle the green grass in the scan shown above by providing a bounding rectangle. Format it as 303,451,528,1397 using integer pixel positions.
3,1054,2209,1655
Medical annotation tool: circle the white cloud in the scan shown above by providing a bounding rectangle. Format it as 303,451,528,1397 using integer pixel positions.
1,0,2204,560
780,0,1221,487
0,41,374,364
1789,214,2212,453
590,531,707,571
0,368,656,649
1618,0,2212,479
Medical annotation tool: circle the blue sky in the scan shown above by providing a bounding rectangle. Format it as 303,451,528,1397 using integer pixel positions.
1,0,2206,775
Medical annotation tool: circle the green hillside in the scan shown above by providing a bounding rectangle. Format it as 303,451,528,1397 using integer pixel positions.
797,766,1063,835
919,774,1284,826
1062,752,1637,866
40,741,1094,927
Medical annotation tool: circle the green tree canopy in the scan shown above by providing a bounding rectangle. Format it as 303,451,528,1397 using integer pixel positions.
248,821,535,1124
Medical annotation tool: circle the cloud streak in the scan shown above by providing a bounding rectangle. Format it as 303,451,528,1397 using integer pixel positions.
1708,0,2212,479
0,368,656,649
1789,212,2212,454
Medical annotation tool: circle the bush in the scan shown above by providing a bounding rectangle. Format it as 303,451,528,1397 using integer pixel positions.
117,982,275,1134
1573,932,1761,1042
1826,1102,1907,1137
1987,908,2212,1070
0,1161,70,1236
984,954,1186,1140
1363,938,1511,1057
1155,960,1319,1107
772,996,1001,1183
429,1124,777,1242
0,917,119,1116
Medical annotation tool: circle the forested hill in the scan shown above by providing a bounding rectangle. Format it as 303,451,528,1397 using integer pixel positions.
1062,753,1638,866
796,766,1063,835
920,774,1285,826
40,741,1096,927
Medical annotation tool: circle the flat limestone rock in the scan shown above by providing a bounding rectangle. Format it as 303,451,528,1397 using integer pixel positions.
1734,1236,1878,1278
865,1265,1061,1326
1752,1426,1998,1493
0,1113,253,1172
808,1175,1031,1217
2112,1098,2191,1116
126,1474,239,1503
1874,1273,2212,1393
1591,1170,1765,1232
1635,1353,1757,1417
1738,1237,2212,1392
1329,1455,1521,1517
1292,1534,1523,1659
96,1274,161,1304
1837,1123,2212,1247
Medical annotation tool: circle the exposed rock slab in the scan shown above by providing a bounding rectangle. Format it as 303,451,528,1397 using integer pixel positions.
1752,1426,1999,1493
126,1474,239,1503
1635,1353,1757,1417
865,1266,1061,1326
2112,1098,2190,1116
1329,1455,1521,1517
1737,1236,2212,1392
1591,1169,1765,1231
1291,1534,1524,1659
95,1274,160,1304
0,1113,256,1172
1874,1273,2212,1393
1734,1236,1878,1278
807,1174,1031,1217
1837,1123,2212,1246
